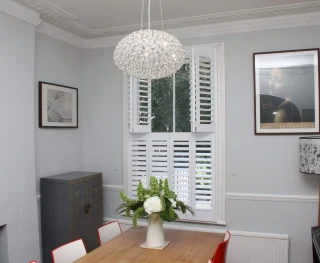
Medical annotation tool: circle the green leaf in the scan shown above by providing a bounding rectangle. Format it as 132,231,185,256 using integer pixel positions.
164,179,170,197
150,176,159,195
126,207,130,217
115,203,127,213
169,206,175,218
159,179,163,193
137,181,144,201
132,207,145,226
160,209,179,222
160,196,166,211
120,192,129,203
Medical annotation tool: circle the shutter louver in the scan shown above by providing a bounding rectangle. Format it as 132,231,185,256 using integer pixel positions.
151,140,169,181
195,140,213,210
127,76,133,132
172,140,190,205
130,139,148,198
192,47,216,132
130,77,151,133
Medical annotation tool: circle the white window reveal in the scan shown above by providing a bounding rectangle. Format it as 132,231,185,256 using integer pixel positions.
124,43,225,224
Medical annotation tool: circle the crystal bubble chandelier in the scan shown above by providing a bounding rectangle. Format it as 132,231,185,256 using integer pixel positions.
114,0,185,80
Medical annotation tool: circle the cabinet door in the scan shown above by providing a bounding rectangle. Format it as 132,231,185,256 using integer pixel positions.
71,179,103,252
85,178,103,251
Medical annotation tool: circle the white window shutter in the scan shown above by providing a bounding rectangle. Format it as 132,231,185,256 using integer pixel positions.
194,140,214,211
130,139,148,198
127,76,133,133
172,140,190,205
191,136,216,222
130,77,151,133
151,139,169,181
191,47,216,132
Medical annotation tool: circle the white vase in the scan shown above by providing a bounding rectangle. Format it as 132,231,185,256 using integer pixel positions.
146,214,165,248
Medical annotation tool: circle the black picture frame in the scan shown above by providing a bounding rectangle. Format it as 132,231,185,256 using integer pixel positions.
253,48,320,135
39,81,78,128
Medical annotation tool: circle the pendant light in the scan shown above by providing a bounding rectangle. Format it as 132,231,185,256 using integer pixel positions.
113,0,185,80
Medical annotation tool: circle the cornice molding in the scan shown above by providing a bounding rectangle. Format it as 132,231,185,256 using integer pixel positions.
86,1,320,38
36,21,85,48
85,11,320,49
0,0,41,26
4,0,320,49
10,0,320,39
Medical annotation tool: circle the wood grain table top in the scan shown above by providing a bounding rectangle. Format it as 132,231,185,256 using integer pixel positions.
74,227,224,263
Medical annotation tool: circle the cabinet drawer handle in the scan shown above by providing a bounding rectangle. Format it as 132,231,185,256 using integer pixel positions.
84,202,91,214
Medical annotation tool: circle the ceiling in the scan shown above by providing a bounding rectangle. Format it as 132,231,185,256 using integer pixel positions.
12,0,320,38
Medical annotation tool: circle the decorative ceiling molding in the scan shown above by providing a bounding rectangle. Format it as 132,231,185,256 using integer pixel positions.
9,0,320,39
84,11,320,49
37,21,85,48
3,0,320,49
0,0,40,26
86,1,320,38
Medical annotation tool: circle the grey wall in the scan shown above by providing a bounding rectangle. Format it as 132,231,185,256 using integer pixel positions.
83,48,124,185
35,32,85,193
83,25,320,263
0,12,40,263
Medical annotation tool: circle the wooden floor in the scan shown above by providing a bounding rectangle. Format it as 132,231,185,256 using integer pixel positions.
75,227,224,263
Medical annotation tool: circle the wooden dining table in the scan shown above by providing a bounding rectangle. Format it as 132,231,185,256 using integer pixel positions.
74,226,224,263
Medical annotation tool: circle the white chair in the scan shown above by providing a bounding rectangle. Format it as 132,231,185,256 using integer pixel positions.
97,220,122,245
51,239,86,263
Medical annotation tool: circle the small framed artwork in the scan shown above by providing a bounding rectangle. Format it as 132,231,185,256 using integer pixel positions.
39,82,78,128
253,48,320,135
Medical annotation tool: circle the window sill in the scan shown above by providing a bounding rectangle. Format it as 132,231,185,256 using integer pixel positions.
116,215,227,229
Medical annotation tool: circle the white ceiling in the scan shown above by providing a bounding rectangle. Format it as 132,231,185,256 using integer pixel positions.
12,0,320,38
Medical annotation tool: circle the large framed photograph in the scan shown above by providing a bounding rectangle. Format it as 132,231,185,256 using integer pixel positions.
39,82,78,128
254,49,320,135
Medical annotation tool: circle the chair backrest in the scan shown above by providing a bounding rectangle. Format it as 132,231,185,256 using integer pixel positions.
210,231,231,263
29,261,37,263
51,239,86,263
97,221,122,245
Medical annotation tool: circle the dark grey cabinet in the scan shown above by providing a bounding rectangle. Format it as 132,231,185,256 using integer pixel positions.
40,171,103,263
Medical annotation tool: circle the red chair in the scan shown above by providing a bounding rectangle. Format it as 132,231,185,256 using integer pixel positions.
29,261,37,263
208,230,231,263
51,239,87,263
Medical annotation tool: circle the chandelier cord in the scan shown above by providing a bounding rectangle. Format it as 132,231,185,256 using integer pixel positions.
160,0,164,30
141,0,144,30
148,0,151,30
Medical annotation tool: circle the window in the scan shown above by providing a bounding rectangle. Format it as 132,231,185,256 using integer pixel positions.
124,43,225,224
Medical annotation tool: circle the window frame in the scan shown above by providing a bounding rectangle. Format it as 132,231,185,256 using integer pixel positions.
122,43,226,225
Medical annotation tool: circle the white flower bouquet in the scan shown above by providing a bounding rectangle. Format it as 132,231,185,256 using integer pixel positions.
116,176,195,226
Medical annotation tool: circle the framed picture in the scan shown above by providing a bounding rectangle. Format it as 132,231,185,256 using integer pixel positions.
39,82,78,128
254,49,320,135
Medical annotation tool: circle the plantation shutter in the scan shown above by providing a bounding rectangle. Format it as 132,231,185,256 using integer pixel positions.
127,76,133,132
195,139,214,211
191,47,216,132
151,139,169,181
192,136,215,222
130,139,148,198
168,134,215,222
128,76,151,133
172,139,190,205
